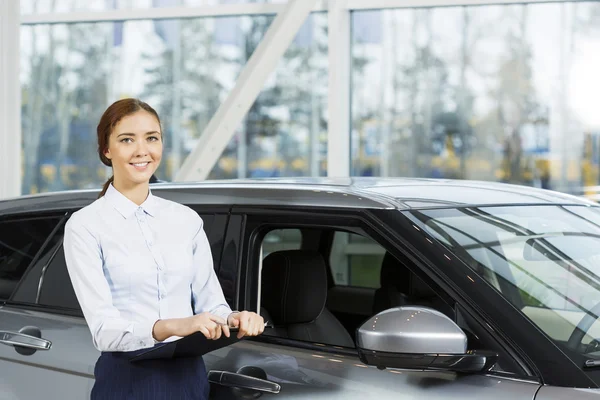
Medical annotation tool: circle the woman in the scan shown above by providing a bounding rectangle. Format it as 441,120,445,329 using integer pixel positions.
64,98,264,399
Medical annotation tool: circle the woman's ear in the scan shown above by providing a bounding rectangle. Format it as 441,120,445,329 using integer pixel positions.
104,148,111,160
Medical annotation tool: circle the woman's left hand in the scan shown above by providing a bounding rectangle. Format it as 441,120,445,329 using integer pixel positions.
227,311,265,339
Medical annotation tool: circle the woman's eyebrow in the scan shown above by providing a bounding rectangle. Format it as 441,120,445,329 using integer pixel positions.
116,131,160,137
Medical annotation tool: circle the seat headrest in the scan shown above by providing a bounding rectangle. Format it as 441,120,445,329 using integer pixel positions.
380,252,436,298
261,250,327,325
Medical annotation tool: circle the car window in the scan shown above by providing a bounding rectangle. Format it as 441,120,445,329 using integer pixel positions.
262,229,302,257
330,231,385,288
0,216,63,300
407,205,600,363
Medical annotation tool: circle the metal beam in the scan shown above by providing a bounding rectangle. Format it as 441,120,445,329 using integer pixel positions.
21,2,329,25
0,0,21,199
327,0,351,177
346,0,571,9
19,0,571,25
175,0,318,182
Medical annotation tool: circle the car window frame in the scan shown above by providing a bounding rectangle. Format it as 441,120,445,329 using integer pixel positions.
230,206,540,379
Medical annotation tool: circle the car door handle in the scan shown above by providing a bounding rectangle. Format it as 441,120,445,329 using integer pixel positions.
0,330,52,351
208,370,281,394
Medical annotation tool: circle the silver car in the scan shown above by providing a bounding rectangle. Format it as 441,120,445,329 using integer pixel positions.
2,178,600,399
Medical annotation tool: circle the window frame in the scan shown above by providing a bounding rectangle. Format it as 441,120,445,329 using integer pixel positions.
231,205,536,379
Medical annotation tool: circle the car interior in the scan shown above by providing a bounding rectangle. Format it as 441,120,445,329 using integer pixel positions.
257,227,457,346
255,226,526,375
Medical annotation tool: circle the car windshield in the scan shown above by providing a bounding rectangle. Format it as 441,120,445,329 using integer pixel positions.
406,204,600,362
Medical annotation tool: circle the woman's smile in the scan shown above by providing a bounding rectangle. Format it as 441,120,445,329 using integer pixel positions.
130,161,151,171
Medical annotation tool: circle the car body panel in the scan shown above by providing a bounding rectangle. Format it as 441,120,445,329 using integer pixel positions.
0,305,96,399
208,339,539,399
0,308,541,400
536,386,600,399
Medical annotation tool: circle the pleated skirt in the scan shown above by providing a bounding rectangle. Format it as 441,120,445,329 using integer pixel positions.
91,347,209,400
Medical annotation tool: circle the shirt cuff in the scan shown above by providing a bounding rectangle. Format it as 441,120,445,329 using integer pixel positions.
133,320,157,349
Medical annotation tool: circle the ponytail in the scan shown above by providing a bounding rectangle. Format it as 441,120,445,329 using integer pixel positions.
98,176,114,198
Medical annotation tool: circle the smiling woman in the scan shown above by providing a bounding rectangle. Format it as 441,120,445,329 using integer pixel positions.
63,97,265,399
96,98,164,201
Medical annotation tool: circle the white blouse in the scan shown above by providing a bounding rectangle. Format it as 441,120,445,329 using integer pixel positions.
63,184,232,352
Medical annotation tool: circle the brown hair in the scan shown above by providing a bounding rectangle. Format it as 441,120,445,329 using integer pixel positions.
97,98,162,198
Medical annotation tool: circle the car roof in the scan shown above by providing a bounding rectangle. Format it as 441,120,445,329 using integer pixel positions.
0,177,595,216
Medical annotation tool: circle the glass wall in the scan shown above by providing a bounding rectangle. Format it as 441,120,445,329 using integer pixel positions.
21,1,600,197
351,2,600,195
20,11,327,193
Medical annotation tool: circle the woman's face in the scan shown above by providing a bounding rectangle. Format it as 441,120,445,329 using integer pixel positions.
104,110,163,186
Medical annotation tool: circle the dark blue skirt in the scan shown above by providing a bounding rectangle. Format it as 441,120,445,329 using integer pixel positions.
91,346,209,400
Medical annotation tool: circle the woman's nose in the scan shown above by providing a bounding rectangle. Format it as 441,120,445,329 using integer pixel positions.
134,141,149,156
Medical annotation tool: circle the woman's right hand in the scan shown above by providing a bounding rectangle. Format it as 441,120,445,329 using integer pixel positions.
182,312,230,340
153,313,230,342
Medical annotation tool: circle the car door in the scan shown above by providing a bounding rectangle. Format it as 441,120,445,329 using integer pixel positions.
205,207,542,399
0,210,229,399
0,213,95,400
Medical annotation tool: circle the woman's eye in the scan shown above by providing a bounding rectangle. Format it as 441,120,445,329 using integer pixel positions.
120,138,133,143
148,136,160,142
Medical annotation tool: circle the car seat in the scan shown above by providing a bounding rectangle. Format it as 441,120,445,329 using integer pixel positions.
261,250,355,348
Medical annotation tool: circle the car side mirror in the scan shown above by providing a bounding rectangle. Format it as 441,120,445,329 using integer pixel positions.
356,306,498,373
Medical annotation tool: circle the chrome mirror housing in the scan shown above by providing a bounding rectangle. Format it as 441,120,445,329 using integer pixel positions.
356,306,497,373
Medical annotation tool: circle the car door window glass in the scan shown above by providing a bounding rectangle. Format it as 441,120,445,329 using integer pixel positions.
259,228,389,345
330,232,385,288
0,216,62,300
257,226,452,348
259,227,356,348
261,229,302,257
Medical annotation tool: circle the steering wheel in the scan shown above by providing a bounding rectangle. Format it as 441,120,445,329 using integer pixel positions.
567,301,600,351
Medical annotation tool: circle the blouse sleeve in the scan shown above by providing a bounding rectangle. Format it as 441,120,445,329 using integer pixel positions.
190,214,232,321
63,214,156,352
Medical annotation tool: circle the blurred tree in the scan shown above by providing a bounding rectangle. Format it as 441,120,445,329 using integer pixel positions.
22,0,110,193
141,8,333,180
494,6,543,186
140,17,228,180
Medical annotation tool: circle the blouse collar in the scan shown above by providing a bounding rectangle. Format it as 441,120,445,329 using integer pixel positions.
104,183,158,219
